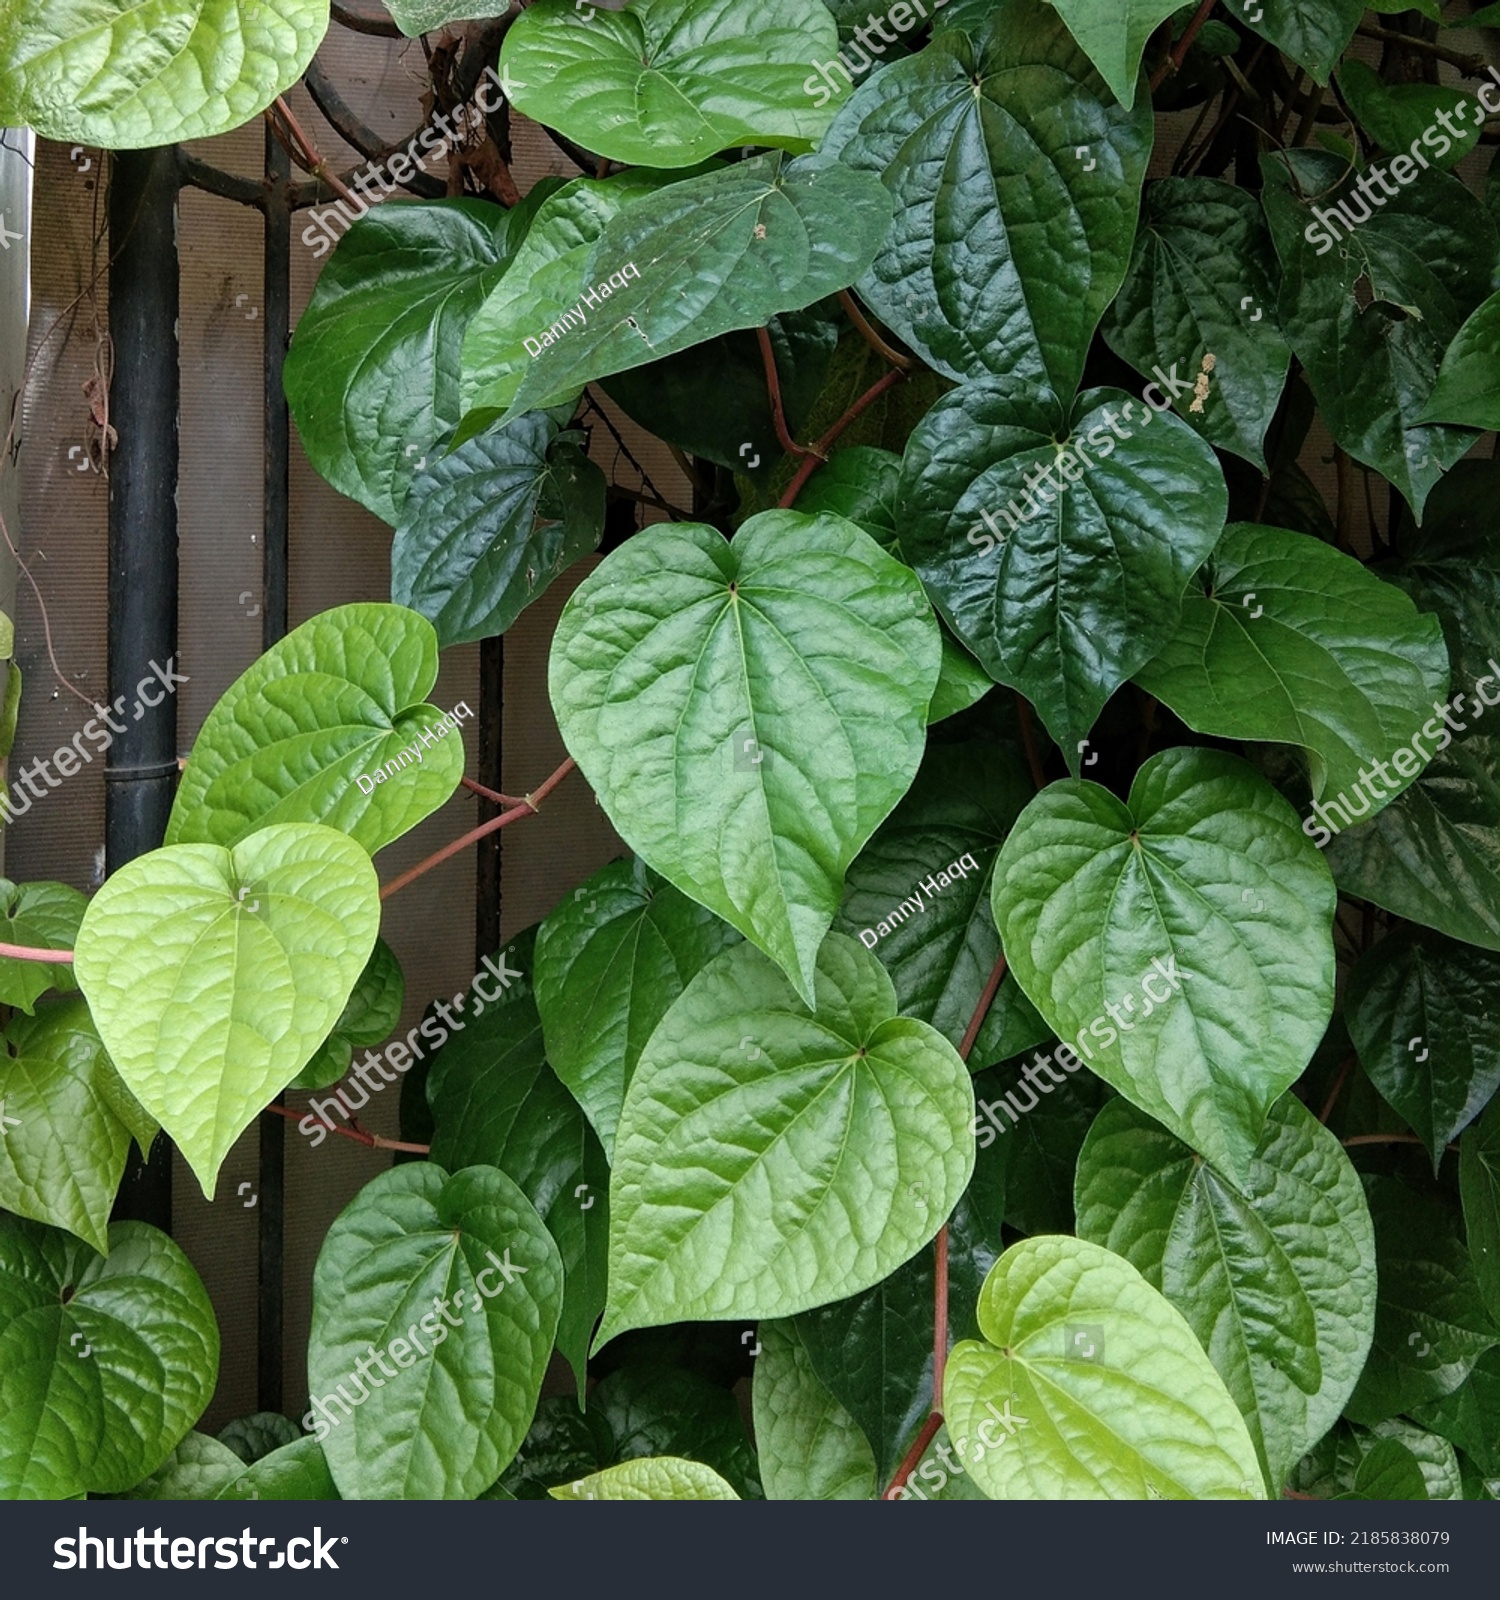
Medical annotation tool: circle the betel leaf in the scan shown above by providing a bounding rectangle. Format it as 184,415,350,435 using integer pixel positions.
993,747,1336,1181
986,1055,1107,1238
1290,1420,1434,1500
167,603,464,856
216,1436,339,1501
549,511,939,1005
821,0,1153,396
1338,60,1484,173
283,200,537,525
945,1236,1263,1499
0,1000,138,1254
307,1162,563,1501
1074,1094,1376,1494
0,0,327,147
929,636,996,725
1421,290,1500,433
0,1218,219,1499
1260,147,1492,519
751,1321,877,1501
898,378,1226,765
1368,1418,1463,1502
1346,928,1500,1170
832,740,1047,1069
504,154,892,422
533,857,740,1155
790,446,900,550
597,935,974,1346
1461,1097,1500,1325
1344,1177,1498,1425
1232,0,1362,84
218,1411,301,1464
1325,463,1500,948
499,0,844,168
1101,177,1292,468
1134,521,1450,812
551,1456,739,1500
74,823,380,1198
295,936,404,1092
1414,1347,1500,1480
391,414,605,648
0,880,86,1012
1045,0,1182,108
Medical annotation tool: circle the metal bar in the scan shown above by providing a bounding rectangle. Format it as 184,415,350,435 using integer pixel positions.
105,148,180,1232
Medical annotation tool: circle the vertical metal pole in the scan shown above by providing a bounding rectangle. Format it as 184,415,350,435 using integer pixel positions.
105,148,180,1232
258,125,291,1414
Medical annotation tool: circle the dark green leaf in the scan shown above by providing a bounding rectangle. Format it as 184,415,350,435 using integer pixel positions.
1421,289,1500,432
1338,60,1483,172
1460,1096,1500,1325
1236,0,1362,84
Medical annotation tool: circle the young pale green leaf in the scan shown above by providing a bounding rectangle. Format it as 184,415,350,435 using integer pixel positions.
499,0,842,167
1338,61,1484,172
1101,178,1291,468
945,1236,1264,1499
283,200,537,524
549,512,940,1004
0,1000,138,1254
1075,1094,1375,1494
1134,522,1450,811
1344,1178,1499,1425
898,378,1227,764
0,1218,219,1498
821,0,1153,395
75,823,380,1198
1234,0,1362,83
1261,148,1492,519
1346,929,1500,1169
1461,1098,1500,1326
598,936,974,1345
294,935,404,1091
0,880,85,1012
0,0,327,146
752,1321,877,1501
832,741,1046,1068
307,1163,563,1501
505,154,892,421
1421,290,1500,433
1045,0,1183,107
550,1456,739,1500
994,747,1335,1180
167,603,463,855
533,857,740,1155
391,415,604,647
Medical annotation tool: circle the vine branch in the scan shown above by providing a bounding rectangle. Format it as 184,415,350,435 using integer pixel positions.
0,939,74,963
1150,0,1217,92
837,290,914,372
756,327,812,459
265,1102,429,1154
779,368,906,509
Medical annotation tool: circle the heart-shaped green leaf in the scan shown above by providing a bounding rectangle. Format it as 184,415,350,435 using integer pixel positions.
534,857,740,1155
392,415,604,648
598,935,974,1345
1421,290,1500,432
993,747,1337,1180
283,200,539,524
945,1235,1263,1498
499,0,844,167
0,1217,219,1498
1339,60,1485,173
1075,1093,1376,1493
1046,0,1183,107
550,1456,739,1500
306,1162,563,1500
1236,0,1362,83
1101,177,1292,468
549,511,940,1004
0,0,328,146
898,378,1227,762
0,880,86,1012
75,822,380,1198
167,603,464,855
752,1321,877,1501
1460,1098,1500,1326
821,0,1153,395
1134,521,1449,810
1346,928,1500,1169
505,154,892,422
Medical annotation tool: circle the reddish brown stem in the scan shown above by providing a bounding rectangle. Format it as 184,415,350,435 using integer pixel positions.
756,327,811,459
1150,0,1218,92
958,953,1007,1065
779,368,906,510
379,757,577,901
0,940,74,963
461,775,528,807
837,290,913,372
265,1102,429,1154
269,96,361,208
882,1412,945,1500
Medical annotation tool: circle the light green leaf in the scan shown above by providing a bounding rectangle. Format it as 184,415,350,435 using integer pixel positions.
945,1236,1263,1499
1421,290,1500,433
534,857,740,1155
308,1163,563,1501
75,823,380,1198
550,1455,739,1500
598,935,974,1345
1046,0,1183,107
0,659,21,762
217,1435,339,1500
1075,1094,1375,1494
549,511,940,1004
993,747,1336,1180
0,0,328,147
1134,521,1450,811
1461,1097,1500,1326
751,1320,877,1501
821,0,1153,395
0,879,86,1011
0,1218,219,1498
129,1432,245,1499
499,0,844,167
167,603,464,856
